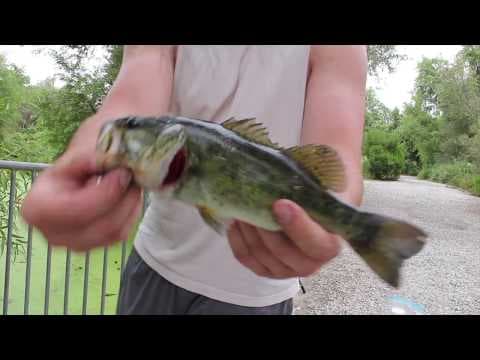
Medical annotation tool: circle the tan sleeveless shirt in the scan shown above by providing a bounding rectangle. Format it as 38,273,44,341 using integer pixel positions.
135,45,311,307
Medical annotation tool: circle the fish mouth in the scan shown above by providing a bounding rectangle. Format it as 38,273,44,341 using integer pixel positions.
160,147,187,189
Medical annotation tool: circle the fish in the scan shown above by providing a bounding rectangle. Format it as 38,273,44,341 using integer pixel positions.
95,115,427,287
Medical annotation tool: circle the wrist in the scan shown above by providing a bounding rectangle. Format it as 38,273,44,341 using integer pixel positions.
338,173,364,207
67,116,103,152
348,179,364,206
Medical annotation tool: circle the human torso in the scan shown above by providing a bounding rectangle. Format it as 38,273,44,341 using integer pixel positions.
134,45,311,307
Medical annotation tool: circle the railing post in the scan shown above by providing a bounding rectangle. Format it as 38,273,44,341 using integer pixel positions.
100,248,108,314
24,170,36,315
64,249,71,315
82,251,90,315
3,170,16,315
44,244,52,315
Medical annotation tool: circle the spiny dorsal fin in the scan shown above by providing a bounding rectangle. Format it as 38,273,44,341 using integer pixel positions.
284,144,346,192
221,117,280,149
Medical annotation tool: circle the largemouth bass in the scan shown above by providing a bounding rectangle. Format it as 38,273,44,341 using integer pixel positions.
95,115,427,287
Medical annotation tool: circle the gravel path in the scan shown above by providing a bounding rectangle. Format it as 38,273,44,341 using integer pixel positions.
293,176,480,315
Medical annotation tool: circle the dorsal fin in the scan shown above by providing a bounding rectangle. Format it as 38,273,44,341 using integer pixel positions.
284,144,346,192
221,117,280,149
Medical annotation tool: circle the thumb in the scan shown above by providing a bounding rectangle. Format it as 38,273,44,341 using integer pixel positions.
67,168,135,223
273,199,340,260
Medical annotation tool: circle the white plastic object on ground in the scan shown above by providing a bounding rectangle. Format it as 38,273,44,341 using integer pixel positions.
387,295,426,315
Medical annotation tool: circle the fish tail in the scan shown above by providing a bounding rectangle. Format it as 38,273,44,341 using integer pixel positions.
342,212,427,287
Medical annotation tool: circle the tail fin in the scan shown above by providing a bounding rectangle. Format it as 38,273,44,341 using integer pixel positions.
346,213,427,288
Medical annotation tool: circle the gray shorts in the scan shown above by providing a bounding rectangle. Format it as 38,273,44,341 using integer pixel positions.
117,248,293,315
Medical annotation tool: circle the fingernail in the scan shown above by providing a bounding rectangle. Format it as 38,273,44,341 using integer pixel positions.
119,170,132,189
275,201,294,225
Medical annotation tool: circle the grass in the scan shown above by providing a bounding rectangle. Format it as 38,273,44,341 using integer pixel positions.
0,218,138,315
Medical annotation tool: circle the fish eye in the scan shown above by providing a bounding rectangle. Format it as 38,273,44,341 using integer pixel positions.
125,116,139,129
115,116,139,129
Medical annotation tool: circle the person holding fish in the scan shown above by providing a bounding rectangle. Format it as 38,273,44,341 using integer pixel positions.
21,46,425,315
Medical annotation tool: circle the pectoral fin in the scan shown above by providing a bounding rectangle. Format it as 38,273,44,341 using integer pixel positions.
197,206,228,235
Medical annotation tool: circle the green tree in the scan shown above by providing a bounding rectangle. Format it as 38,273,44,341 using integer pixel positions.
396,47,480,195
413,57,449,115
365,88,393,129
414,52,479,165
0,78,60,162
390,107,402,130
460,45,480,82
0,54,30,140
36,45,123,157
398,103,441,169
367,45,406,77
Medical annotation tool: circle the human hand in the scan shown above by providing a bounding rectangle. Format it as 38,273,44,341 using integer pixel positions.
21,149,142,252
227,199,342,279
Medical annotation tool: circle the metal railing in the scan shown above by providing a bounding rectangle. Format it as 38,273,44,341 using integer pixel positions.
0,160,146,315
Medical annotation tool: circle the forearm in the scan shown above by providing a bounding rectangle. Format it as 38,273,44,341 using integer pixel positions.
302,89,365,206
68,45,175,151
302,46,367,206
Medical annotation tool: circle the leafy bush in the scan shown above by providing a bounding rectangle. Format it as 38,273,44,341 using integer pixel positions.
404,159,420,176
362,156,372,179
418,167,431,179
472,176,480,195
428,161,474,184
363,129,406,180
0,128,58,163
419,161,480,195
367,146,403,180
